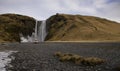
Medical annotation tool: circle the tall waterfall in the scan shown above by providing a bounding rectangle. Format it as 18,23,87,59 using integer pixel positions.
34,20,47,42
34,20,38,41
20,20,47,42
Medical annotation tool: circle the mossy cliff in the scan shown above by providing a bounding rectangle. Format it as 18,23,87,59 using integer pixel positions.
46,14,120,41
0,13,35,42
0,13,120,42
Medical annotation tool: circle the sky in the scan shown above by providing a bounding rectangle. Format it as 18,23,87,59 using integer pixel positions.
0,0,120,22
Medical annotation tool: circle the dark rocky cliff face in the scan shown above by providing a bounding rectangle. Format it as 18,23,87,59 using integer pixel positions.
45,14,120,41
0,13,35,42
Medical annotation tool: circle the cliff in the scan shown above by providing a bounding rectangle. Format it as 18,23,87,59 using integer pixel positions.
0,13,35,42
46,14,120,41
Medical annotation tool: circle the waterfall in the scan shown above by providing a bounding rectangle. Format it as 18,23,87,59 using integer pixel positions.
40,20,47,42
34,20,47,42
35,20,38,41
20,20,47,42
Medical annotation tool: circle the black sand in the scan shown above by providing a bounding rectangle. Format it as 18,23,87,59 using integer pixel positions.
0,42,120,71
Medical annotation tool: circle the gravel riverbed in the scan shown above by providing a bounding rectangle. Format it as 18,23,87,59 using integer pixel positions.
0,42,120,71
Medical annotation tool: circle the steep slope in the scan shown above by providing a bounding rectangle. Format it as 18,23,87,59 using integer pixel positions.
46,14,120,41
0,13,35,42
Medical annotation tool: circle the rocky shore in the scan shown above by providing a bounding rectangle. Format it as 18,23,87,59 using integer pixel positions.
0,42,120,71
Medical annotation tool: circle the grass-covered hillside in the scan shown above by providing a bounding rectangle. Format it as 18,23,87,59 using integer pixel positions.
0,13,35,42
46,14,120,41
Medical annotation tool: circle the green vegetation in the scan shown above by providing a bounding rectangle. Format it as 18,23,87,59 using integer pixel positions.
46,13,120,41
54,52,105,66
0,13,35,42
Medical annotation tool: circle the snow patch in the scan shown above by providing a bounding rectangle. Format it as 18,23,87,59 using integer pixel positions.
0,51,17,71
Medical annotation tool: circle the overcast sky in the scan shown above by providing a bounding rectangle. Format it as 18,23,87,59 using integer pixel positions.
0,0,120,22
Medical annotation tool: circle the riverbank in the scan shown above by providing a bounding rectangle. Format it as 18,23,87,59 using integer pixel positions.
0,42,120,71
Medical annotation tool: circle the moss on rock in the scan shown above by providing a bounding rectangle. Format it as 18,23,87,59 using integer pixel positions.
54,52,105,66
0,13,35,42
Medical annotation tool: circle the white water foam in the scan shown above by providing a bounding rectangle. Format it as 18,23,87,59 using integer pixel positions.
20,33,35,42
0,51,17,71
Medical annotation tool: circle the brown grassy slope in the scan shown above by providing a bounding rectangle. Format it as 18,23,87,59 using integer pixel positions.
46,14,120,41
0,13,35,42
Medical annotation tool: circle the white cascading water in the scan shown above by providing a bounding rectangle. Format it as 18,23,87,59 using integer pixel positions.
34,20,38,41
20,20,47,42
34,20,47,42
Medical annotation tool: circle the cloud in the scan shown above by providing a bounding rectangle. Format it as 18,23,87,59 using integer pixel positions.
91,0,120,22
0,0,120,22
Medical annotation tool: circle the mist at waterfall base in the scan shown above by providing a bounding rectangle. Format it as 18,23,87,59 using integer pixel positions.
20,20,47,43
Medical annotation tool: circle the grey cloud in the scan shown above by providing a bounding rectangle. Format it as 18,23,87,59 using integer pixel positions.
0,0,120,22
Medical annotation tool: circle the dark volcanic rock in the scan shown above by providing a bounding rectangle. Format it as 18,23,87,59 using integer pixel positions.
1,42,120,71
